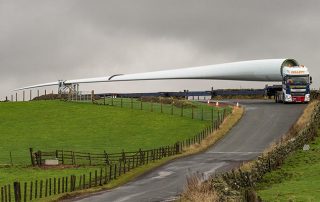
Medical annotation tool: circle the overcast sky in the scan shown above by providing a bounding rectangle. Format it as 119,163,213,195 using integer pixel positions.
1,0,319,100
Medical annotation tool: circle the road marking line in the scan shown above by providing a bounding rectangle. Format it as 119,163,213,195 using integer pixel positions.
152,171,174,179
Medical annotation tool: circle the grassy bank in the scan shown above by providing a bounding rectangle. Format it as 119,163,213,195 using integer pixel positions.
0,101,211,165
0,100,221,185
256,129,320,201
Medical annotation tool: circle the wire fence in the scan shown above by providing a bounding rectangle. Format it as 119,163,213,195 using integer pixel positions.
75,96,230,122
1,108,232,201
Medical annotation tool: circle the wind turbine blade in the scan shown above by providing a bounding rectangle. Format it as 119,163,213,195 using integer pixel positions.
14,59,292,91
13,81,59,91
64,77,111,84
108,59,286,82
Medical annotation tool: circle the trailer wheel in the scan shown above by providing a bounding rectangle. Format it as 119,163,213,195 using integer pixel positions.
282,93,286,104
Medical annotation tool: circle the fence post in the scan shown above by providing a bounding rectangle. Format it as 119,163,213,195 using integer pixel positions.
1,186,3,202
29,148,35,166
95,170,98,187
91,90,94,103
109,165,112,181
13,182,21,202
181,105,183,117
160,100,163,113
175,142,180,154
39,180,43,198
29,182,32,201
104,150,109,165
140,99,143,110
5,185,8,202
38,150,42,166
120,98,123,108
104,95,106,105
139,149,143,165
114,164,117,179
49,178,52,196
83,175,86,189
100,168,103,186
88,153,91,166
131,97,133,109
61,150,64,165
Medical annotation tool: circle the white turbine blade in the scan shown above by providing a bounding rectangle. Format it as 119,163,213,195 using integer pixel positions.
64,76,111,84
14,59,292,91
13,81,59,91
109,59,286,82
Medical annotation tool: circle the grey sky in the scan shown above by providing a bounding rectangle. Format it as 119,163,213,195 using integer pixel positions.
1,0,319,100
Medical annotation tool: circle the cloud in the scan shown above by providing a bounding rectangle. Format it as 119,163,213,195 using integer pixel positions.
0,0,319,100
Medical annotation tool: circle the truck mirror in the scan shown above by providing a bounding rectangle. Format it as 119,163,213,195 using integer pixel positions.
310,76,313,84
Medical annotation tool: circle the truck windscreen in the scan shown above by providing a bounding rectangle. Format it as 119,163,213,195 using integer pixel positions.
286,76,309,85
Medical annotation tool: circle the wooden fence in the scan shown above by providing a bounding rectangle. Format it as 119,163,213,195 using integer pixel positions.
30,108,229,167
76,96,230,122
1,107,230,201
1,161,155,202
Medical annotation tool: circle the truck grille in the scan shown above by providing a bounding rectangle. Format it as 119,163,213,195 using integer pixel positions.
291,92,305,96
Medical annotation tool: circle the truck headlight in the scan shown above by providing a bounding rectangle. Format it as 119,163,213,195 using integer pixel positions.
285,94,292,101
305,94,310,101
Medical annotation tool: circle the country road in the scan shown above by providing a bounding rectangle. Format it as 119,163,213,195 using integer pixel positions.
73,100,306,202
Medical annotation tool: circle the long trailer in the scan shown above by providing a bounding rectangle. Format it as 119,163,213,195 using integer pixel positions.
14,58,312,104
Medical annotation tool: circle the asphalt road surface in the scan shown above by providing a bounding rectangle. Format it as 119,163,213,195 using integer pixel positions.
73,100,306,202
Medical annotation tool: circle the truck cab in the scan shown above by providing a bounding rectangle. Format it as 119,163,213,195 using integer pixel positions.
276,59,311,103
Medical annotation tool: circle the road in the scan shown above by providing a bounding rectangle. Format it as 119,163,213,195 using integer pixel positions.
73,100,306,202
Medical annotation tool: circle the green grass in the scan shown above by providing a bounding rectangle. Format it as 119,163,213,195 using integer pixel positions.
0,165,100,186
0,100,222,185
256,129,320,202
0,100,213,164
94,97,228,121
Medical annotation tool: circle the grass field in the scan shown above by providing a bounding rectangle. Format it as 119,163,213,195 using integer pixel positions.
256,129,320,201
95,97,223,121
0,100,226,185
0,100,216,165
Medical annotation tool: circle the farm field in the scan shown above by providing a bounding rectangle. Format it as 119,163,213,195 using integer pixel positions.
94,97,224,121
256,128,320,201
0,100,227,185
